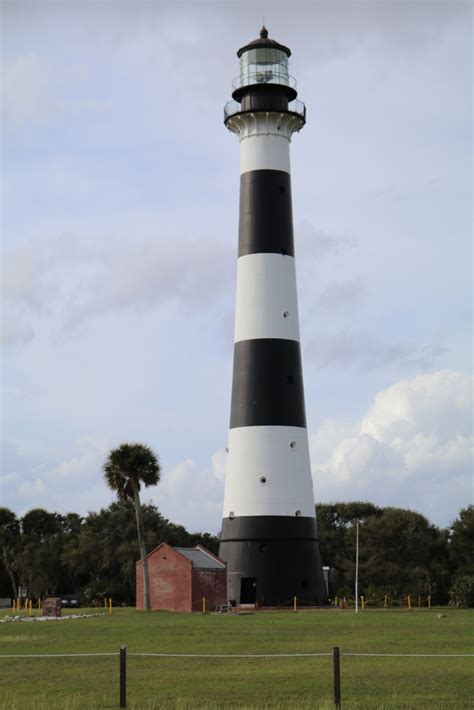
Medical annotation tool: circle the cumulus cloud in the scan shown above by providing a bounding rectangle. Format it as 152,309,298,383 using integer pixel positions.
1,434,226,533
2,372,471,529
2,435,111,515
155,450,226,532
311,370,473,525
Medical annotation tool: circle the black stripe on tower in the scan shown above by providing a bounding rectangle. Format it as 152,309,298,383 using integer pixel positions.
230,339,306,429
220,516,327,606
239,170,294,257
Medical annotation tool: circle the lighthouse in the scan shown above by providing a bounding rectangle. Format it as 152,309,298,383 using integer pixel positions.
219,27,327,607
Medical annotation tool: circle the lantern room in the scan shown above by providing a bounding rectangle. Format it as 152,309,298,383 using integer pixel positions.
231,26,298,108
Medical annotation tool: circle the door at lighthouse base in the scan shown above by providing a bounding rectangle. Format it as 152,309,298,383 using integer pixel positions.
240,577,257,604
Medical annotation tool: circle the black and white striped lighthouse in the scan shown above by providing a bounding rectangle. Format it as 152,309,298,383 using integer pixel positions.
219,28,327,607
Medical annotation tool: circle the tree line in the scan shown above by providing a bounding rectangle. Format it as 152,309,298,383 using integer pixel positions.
316,502,473,607
0,502,219,604
1,502,472,607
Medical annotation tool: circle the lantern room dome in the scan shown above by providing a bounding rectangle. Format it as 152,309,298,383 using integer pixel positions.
236,26,291,58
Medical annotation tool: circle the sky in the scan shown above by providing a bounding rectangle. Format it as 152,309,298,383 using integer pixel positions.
1,0,472,536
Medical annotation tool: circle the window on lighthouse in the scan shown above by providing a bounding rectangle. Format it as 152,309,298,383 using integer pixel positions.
240,48,289,88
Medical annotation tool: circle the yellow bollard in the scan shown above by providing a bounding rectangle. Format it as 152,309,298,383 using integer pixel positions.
28,600,32,617
109,598,112,615
360,596,365,610
293,596,297,612
428,594,431,609
335,595,339,608
407,594,412,610
202,596,206,613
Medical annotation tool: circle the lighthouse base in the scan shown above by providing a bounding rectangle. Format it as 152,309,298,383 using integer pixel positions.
219,516,328,607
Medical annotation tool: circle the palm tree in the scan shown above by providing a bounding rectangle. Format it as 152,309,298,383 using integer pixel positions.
103,443,160,610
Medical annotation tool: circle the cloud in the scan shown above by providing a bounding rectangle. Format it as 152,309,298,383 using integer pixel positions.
1,434,226,533
1,231,233,342
2,435,111,515
311,370,473,526
42,435,109,483
2,371,470,529
2,55,59,124
154,450,226,533
315,280,366,312
305,329,447,372
297,221,356,261
18,477,46,499
0,319,35,347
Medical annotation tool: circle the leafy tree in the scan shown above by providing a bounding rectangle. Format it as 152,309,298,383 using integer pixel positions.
18,509,67,598
0,508,20,596
316,502,450,602
449,506,474,576
349,508,449,601
103,443,160,610
22,509,62,539
316,502,382,594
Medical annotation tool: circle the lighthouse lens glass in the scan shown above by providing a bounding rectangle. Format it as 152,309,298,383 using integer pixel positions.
240,49,289,88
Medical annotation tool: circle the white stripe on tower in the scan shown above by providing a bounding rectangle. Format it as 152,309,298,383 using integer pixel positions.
223,426,315,518
234,253,300,342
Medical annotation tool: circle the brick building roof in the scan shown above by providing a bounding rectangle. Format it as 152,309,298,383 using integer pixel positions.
173,547,225,570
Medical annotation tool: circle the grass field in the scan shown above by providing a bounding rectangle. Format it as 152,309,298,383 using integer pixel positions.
0,607,472,709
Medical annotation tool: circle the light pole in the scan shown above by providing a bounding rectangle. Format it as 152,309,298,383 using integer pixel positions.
355,521,359,614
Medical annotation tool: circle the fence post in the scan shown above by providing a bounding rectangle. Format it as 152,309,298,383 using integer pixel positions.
119,646,127,709
333,646,341,709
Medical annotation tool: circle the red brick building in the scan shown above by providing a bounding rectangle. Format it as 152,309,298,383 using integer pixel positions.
136,543,227,612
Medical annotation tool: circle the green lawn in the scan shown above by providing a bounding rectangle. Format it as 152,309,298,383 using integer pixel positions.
0,607,472,709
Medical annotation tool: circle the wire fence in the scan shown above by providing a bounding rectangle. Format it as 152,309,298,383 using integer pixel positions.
1,646,472,709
